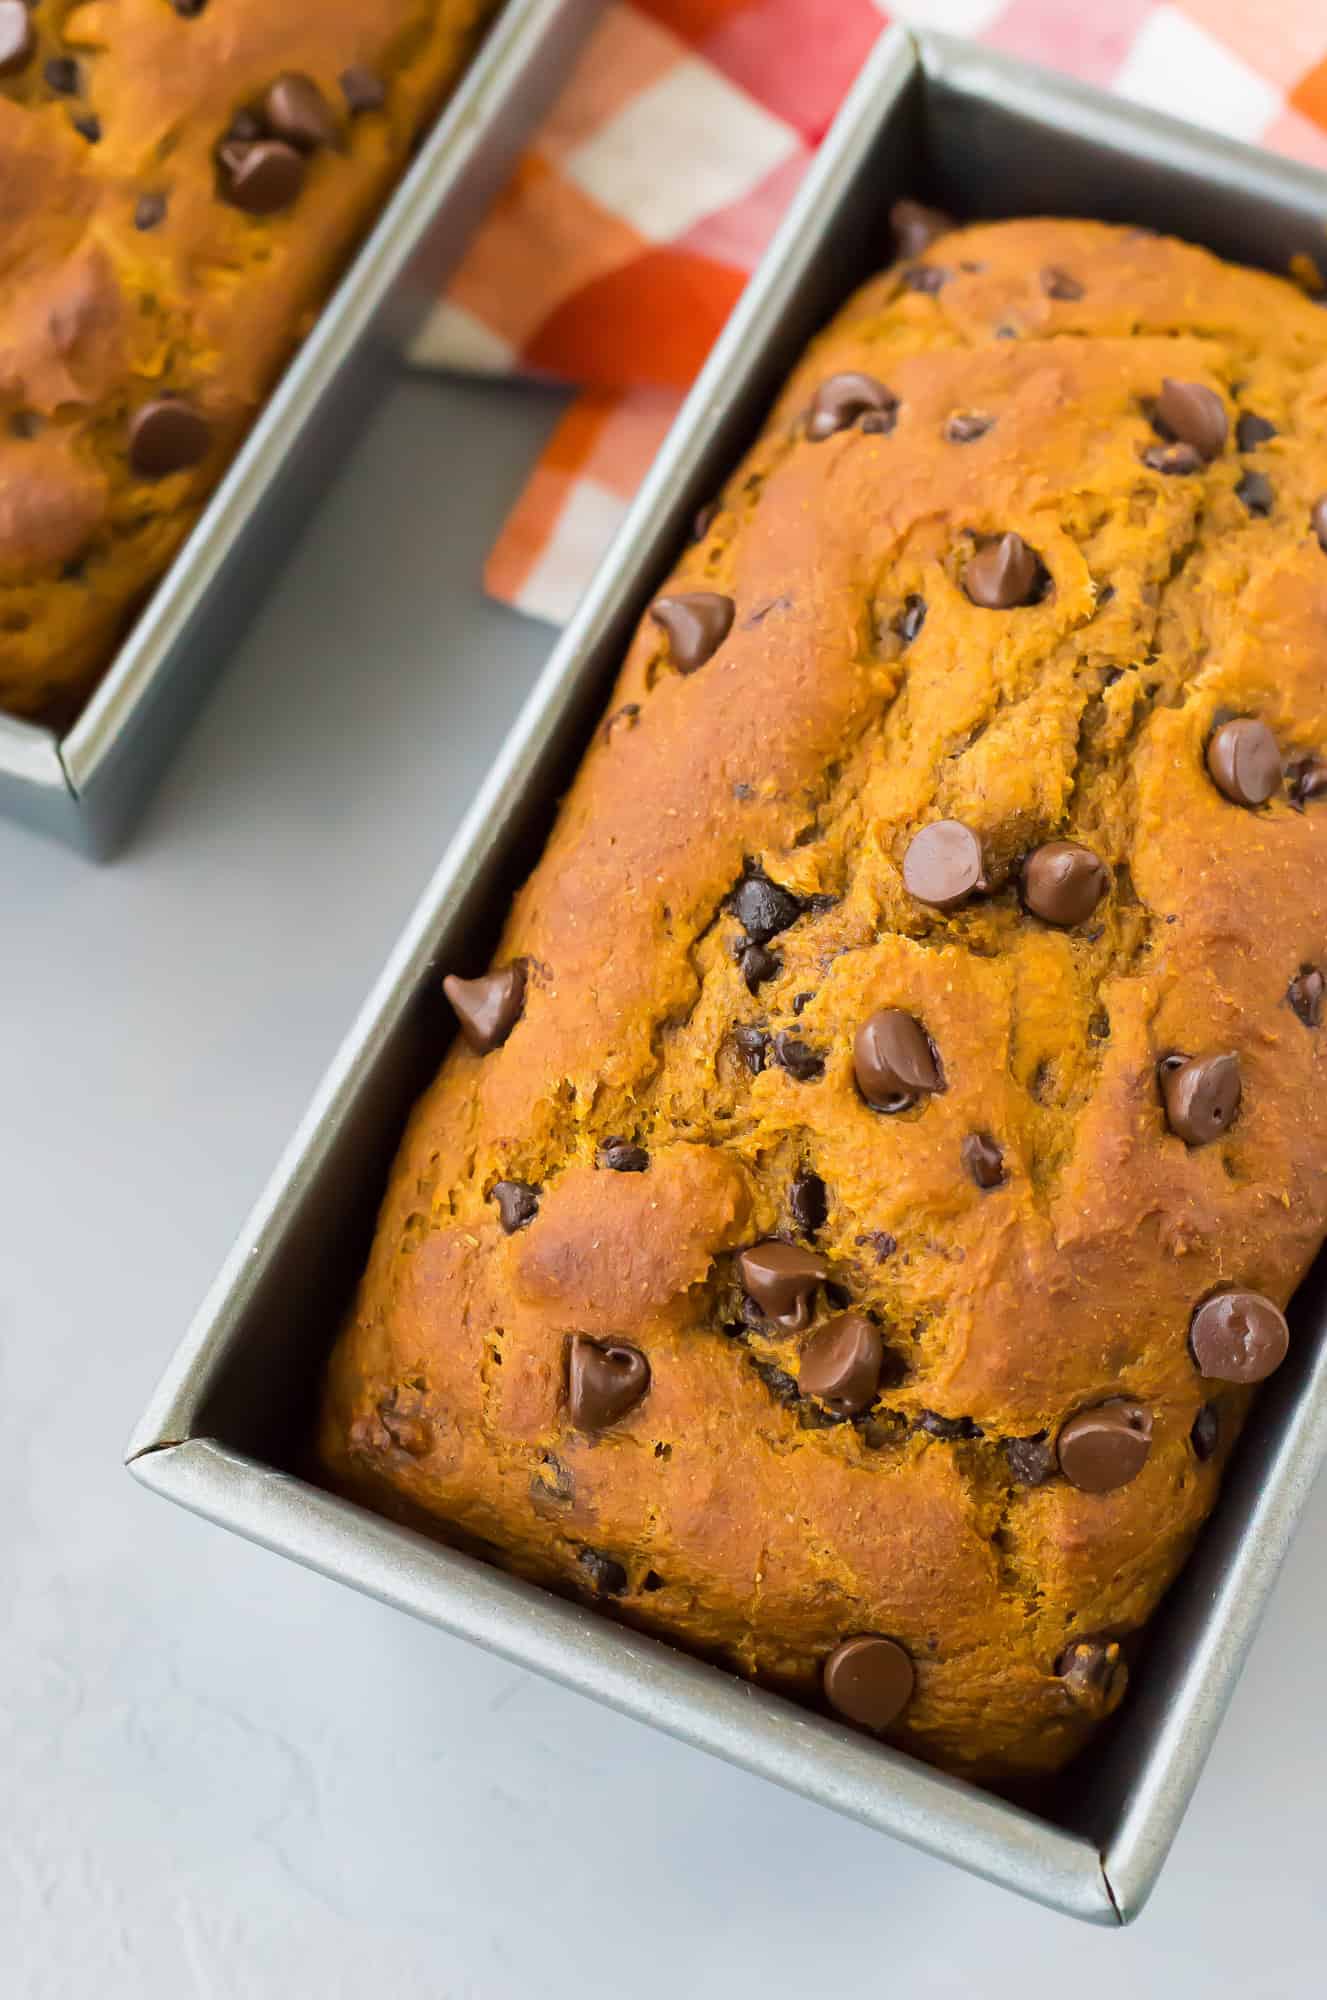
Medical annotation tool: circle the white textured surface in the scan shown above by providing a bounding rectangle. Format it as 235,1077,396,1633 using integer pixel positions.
3,374,1327,1997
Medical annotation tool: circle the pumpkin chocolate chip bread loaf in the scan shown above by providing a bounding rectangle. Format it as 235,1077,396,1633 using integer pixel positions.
0,0,497,721
322,209,1327,1779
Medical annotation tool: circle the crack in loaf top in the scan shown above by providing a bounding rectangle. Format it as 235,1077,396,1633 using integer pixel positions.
0,0,495,721
322,216,1327,1779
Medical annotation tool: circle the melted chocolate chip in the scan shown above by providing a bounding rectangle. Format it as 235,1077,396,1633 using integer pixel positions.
265,73,339,151
0,2,34,76
917,1411,982,1441
172,0,209,14
736,1240,828,1330
799,1315,883,1416
734,1025,768,1073
752,1357,801,1406
1289,757,1327,806
891,198,954,258
128,400,211,478
729,870,802,943
1057,1639,1127,1712
1191,1403,1220,1462
1155,378,1228,460
1189,1290,1288,1383
566,1336,650,1431
642,1569,665,1591
822,1635,915,1731
739,944,779,992
649,591,734,673
789,1170,828,1237
444,964,526,1054
1158,1052,1241,1146
854,1009,943,1111
529,1453,573,1510
1313,496,1327,552
807,372,897,442
689,500,717,543
1143,441,1203,476
1289,966,1325,1027
219,138,307,215
903,263,949,294
1021,840,1109,927
72,115,101,144
856,1230,897,1263
1004,1435,1055,1485
1236,411,1277,451
44,57,80,95
964,532,1042,609
1206,717,1281,806
895,595,927,645
378,1392,430,1458
772,1032,824,1081
946,411,994,444
1057,1400,1153,1492
791,990,814,1016
1041,266,1084,301
1236,470,1274,516
491,1179,539,1233
903,820,986,911
577,1547,628,1597
134,192,168,231
341,65,386,115
599,1138,649,1173
962,1132,1005,1190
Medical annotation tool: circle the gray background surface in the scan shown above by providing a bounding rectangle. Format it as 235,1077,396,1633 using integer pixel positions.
3,375,1325,1997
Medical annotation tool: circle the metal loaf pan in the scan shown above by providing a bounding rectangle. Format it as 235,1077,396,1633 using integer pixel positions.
0,0,601,858
127,28,1327,1922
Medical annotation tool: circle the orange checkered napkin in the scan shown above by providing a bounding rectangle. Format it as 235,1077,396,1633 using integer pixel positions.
408,0,1327,624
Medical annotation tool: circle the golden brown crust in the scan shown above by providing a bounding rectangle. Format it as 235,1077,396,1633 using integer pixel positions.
321,218,1327,1778
0,0,496,720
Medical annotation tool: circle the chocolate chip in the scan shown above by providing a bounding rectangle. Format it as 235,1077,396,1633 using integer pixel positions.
854,1008,943,1111
444,963,526,1054
734,1025,767,1073
1189,1290,1288,1384
1041,266,1083,301
729,870,802,943
1158,1052,1241,1146
1289,966,1325,1027
799,1315,883,1416
134,192,168,231
226,110,264,144
341,65,386,115
0,1,34,75
772,1032,824,1081
962,1132,1005,1189
599,1138,649,1173
72,115,101,144
1236,411,1277,451
1143,441,1203,475
1313,496,1327,552
649,591,733,673
1155,378,1228,460
736,1240,828,1330
1206,717,1281,806
790,1170,828,1237
1191,1403,1220,1461
917,1410,981,1441
896,595,927,645
856,1230,897,1263
7,411,39,440
1088,1009,1111,1041
577,1547,628,1597
891,198,954,258
903,820,986,911
791,990,814,1016
689,500,717,543
491,1180,539,1232
128,400,211,478
963,532,1042,609
822,1635,915,1730
904,264,949,294
946,411,994,444
529,1452,573,1510
566,1336,650,1431
1004,1434,1055,1485
1289,757,1327,806
1057,1639,1126,1712
1236,470,1275,517
265,73,339,151
1021,840,1109,927
219,138,307,215
378,1394,430,1458
642,1569,665,1590
860,411,895,434
751,1357,800,1406
44,57,80,95
172,0,208,14
1057,1400,1153,1492
740,940,780,992
807,373,897,442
